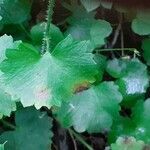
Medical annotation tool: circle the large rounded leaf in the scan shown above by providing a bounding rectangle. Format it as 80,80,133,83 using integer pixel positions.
0,35,98,109
0,107,53,150
57,82,122,133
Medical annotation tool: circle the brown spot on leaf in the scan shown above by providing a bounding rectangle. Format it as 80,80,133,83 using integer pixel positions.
74,82,89,94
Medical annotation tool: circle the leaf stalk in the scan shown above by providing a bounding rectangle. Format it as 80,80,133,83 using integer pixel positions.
68,129,94,150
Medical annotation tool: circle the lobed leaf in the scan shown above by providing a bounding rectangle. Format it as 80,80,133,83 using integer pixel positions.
65,7,112,49
57,81,122,133
0,35,98,109
106,58,149,105
0,35,18,118
0,107,53,150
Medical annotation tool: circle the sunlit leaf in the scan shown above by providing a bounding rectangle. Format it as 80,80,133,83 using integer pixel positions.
0,35,98,109
57,82,122,133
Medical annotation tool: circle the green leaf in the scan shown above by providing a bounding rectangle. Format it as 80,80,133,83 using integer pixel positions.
109,99,150,144
65,25,91,41
0,107,53,150
67,6,96,25
111,137,146,150
0,0,32,25
0,88,16,119
65,7,112,48
90,19,112,47
0,143,5,150
107,58,149,105
0,35,13,63
57,81,122,133
131,100,150,143
80,0,100,12
132,11,150,35
93,53,107,81
65,7,95,41
30,22,64,48
142,38,150,65
0,35,98,109
0,34,21,63
0,35,17,118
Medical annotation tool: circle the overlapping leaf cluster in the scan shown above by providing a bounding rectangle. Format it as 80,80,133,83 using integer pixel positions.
0,0,150,150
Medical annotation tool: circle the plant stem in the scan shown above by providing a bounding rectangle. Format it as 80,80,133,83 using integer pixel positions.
68,129,93,150
96,48,140,56
68,128,77,150
42,0,55,54
0,119,16,130
19,24,32,40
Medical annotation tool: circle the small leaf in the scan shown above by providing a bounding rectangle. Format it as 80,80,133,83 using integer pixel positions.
0,107,53,150
0,35,98,109
90,19,112,47
66,7,112,49
111,137,146,150
132,11,150,35
65,7,95,41
0,0,32,25
80,0,100,12
30,22,64,48
57,81,122,133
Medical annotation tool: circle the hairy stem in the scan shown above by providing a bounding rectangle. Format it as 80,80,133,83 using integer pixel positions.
42,0,55,54
68,129,93,150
